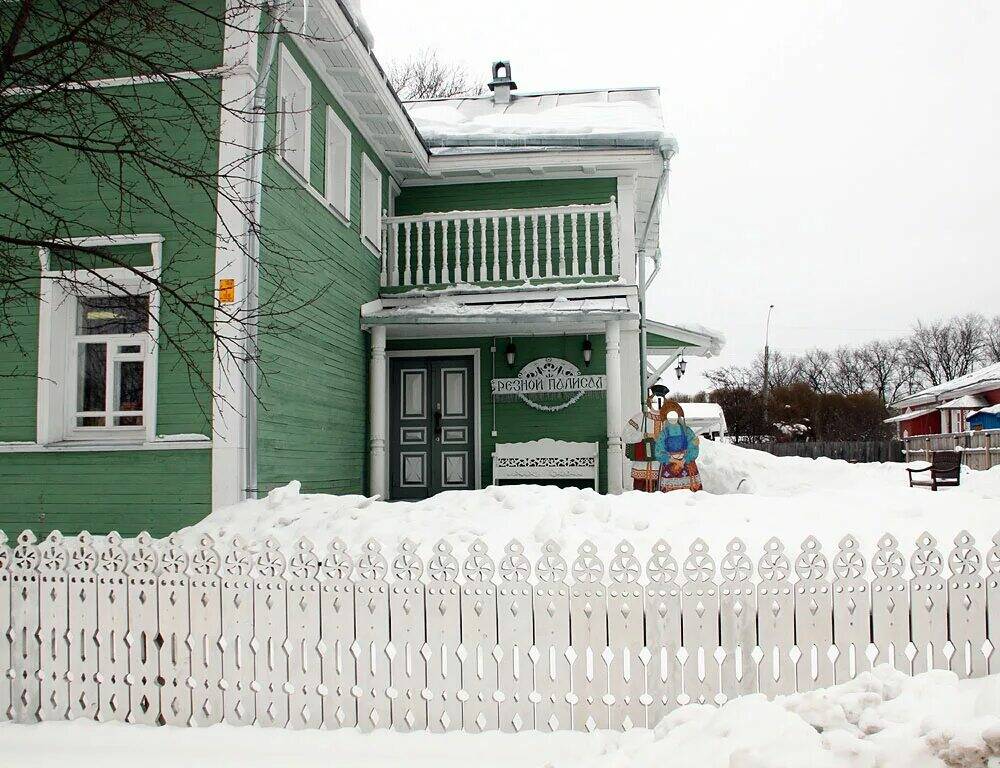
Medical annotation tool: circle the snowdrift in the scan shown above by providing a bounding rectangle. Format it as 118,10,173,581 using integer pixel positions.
5,667,1000,768
176,441,1000,564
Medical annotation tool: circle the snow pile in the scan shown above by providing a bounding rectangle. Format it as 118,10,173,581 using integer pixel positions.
572,667,1000,768
4,668,1000,768
175,441,1000,566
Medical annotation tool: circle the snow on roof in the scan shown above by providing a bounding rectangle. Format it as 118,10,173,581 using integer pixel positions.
940,394,990,409
362,295,633,324
971,403,1000,417
883,406,938,424
404,88,675,154
339,0,374,48
893,362,1000,409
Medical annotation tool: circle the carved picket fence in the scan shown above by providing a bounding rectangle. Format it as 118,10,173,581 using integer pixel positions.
1,528,998,732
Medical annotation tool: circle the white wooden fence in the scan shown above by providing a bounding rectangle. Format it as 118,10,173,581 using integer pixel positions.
1,528,998,732
380,199,620,288
904,429,1000,471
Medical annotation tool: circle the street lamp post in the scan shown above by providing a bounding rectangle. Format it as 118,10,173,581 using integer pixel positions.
762,304,775,435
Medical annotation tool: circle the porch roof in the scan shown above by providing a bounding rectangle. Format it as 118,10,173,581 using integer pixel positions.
362,294,635,337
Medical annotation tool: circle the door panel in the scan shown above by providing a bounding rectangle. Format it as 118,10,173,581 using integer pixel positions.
390,356,475,500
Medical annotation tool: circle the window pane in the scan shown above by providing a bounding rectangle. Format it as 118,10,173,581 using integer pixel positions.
77,343,106,413
77,296,149,335
114,359,144,413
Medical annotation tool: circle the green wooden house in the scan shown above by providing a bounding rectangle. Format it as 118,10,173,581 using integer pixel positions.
0,1,723,535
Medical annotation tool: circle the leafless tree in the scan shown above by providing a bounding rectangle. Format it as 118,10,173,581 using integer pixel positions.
905,313,986,386
985,315,1000,364
387,48,483,100
0,1,335,413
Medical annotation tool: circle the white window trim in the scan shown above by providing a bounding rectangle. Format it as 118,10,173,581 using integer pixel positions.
361,152,383,256
277,45,311,182
325,106,352,220
36,234,162,448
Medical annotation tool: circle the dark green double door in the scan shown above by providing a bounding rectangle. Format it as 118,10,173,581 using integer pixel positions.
389,356,475,500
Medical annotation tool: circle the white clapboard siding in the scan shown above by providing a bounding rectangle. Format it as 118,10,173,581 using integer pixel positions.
1,529,998,733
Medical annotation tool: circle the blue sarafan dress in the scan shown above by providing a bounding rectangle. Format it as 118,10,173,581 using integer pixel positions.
654,423,702,492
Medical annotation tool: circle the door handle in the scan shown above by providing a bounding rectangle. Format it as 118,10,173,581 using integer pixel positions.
434,404,442,441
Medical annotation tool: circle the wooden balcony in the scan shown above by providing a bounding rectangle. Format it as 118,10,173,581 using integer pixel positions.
379,199,620,289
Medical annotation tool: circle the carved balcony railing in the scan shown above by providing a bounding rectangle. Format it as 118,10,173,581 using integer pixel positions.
379,198,620,289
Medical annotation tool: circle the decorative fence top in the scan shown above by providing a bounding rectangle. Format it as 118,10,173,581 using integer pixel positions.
2,528,997,584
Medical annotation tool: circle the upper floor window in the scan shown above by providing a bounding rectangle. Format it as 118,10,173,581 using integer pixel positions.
277,46,311,180
325,107,352,219
361,153,382,251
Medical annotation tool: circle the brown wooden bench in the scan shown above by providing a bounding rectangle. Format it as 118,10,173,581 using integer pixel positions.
907,451,961,490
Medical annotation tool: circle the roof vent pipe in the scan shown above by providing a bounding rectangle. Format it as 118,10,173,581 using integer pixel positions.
489,60,517,105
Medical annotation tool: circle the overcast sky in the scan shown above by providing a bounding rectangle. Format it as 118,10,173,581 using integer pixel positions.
365,1,1000,392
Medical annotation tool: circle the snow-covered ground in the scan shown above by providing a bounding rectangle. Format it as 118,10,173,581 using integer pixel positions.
5,667,1000,768
176,441,1000,565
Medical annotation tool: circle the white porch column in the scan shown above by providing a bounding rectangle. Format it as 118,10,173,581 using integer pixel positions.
605,320,625,494
369,325,388,498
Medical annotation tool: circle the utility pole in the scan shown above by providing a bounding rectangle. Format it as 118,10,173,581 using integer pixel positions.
762,304,775,436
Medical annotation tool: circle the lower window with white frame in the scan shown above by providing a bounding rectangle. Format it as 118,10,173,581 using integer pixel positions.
35,236,162,446
72,295,150,432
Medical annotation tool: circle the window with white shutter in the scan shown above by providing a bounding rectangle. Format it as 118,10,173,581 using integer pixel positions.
361,153,382,251
277,46,311,180
325,107,351,219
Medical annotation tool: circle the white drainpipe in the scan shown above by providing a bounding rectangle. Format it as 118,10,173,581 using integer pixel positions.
243,3,284,498
637,150,673,402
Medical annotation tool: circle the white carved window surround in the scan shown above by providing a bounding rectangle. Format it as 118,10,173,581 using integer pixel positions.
361,152,382,254
277,46,311,181
325,107,351,220
35,235,162,447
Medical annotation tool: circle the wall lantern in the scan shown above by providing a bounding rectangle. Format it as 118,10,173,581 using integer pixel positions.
675,355,687,380
582,336,593,367
505,339,517,367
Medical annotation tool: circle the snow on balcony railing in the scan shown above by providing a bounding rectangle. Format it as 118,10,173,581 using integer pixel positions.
380,199,620,289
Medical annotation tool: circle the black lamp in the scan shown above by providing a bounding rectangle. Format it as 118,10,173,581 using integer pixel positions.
505,339,517,367
582,336,593,366
675,356,687,380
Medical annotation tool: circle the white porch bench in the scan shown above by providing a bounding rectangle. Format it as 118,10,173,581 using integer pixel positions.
492,439,600,489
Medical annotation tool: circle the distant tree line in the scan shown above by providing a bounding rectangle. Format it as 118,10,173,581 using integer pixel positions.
681,313,1000,443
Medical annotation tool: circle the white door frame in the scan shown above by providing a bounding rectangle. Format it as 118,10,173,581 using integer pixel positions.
384,348,482,498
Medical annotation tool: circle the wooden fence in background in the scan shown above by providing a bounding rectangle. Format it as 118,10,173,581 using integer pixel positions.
1,529,997,733
903,430,1000,471
741,440,903,463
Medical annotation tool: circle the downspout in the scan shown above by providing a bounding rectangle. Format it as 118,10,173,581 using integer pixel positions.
243,3,284,499
638,149,673,403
